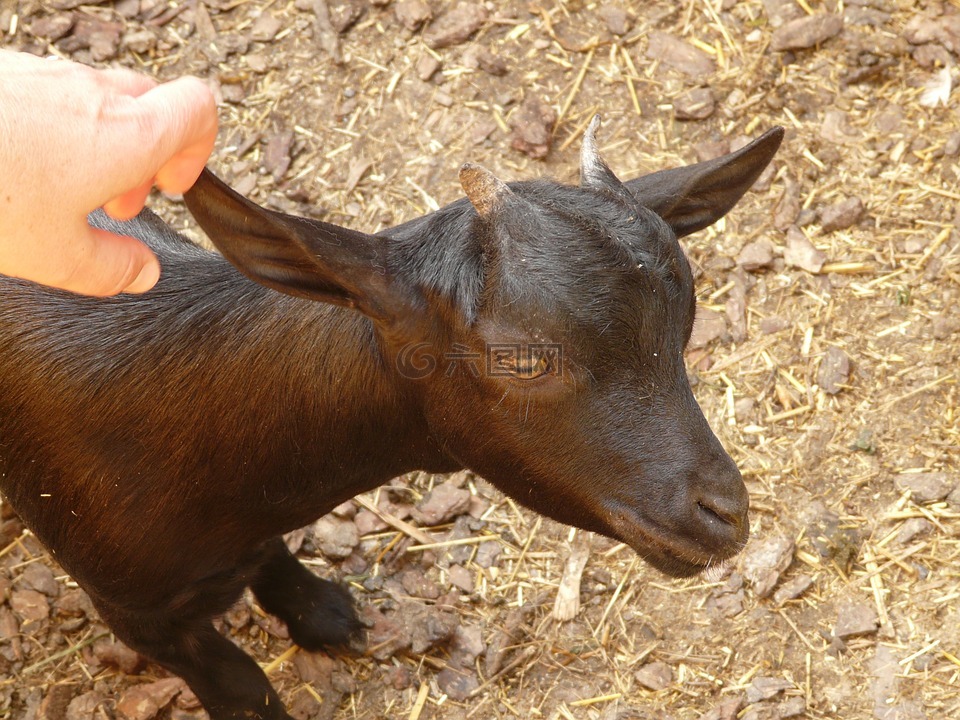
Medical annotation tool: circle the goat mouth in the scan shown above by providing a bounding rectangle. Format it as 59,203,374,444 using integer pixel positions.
602,506,745,579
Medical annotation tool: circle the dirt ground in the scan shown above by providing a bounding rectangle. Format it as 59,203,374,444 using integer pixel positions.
1,1,959,719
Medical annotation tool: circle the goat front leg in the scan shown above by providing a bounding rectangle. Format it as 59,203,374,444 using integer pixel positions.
251,536,361,651
94,601,292,720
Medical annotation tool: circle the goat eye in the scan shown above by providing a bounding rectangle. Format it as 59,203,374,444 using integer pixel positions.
498,354,551,380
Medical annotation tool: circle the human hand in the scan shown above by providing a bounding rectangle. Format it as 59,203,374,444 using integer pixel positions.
0,50,218,296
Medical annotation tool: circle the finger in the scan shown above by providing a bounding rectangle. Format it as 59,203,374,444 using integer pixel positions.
95,66,158,98
58,226,161,297
135,76,218,194
103,179,154,221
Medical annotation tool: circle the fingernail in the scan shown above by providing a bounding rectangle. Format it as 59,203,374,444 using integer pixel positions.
123,260,161,294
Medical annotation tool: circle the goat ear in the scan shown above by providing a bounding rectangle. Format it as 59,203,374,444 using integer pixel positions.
183,168,413,323
625,127,785,238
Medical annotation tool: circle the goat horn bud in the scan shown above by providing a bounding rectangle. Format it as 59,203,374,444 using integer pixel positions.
580,114,605,185
460,162,512,218
580,115,633,202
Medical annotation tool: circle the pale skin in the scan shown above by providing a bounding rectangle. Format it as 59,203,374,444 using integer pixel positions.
0,50,218,296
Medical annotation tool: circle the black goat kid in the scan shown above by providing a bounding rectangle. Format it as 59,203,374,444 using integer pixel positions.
0,119,782,719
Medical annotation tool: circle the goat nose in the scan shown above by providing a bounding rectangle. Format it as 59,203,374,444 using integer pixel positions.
695,480,749,538
697,492,746,529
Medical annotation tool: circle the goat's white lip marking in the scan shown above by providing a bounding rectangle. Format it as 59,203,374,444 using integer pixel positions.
703,559,731,583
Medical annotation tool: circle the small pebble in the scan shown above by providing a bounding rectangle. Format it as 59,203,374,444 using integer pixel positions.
634,661,673,691
894,472,955,504
771,13,844,51
834,600,879,639
819,197,864,232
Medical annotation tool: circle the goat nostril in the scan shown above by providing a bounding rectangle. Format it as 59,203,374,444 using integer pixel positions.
696,499,741,529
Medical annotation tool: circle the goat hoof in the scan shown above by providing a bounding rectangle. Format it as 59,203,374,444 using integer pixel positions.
284,577,362,650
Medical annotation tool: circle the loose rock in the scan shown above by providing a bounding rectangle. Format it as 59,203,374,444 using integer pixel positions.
777,696,807,718
820,109,861,146
416,54,441,81
407,603,458,654
599,5,632,36
451,623,484,662
806,504,861,567
734,397,756,422
436,665,479,701
20,562,60,597
123,29,157,54
329,0,365,34
94,638,144,674
932,315,960,340
762,0,804,28
11,588,50,624
312,515,360,559
741,534,795,598
774,178,801,231
773,574,813,605
771,14,844,51
945,132,960,157
65,692,108,720
688,306,726,349
820,197,864,232
698,697,743,720
835,600,878,639
400,568,441,599
262,128,295,182
674,87,716,120
54,589,94,618
737,239,775,271
116,679,183,720
395,0,432,31
894,472,955,504
39,684,74,720
818,346,851,395
784,226,826,273
249,13,282,43
634,661,673,691
745,676,793,703
475,540,501,568
411,481,472,525
354,508,388,534
646,31,715,76
29,15,75,41
903,13,960,55
292,650,335,688
424,3,487,49
60,17,123,61
895,517,934,546
947,484,960,510
447,564,474,593
510,95,557,160
476,49,508,77
759,316,789,335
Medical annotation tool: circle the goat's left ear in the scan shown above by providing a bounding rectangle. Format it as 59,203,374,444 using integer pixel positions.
184,169,417,324
626,127,785,238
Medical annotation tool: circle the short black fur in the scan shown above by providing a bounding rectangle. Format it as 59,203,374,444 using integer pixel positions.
0,127,783,719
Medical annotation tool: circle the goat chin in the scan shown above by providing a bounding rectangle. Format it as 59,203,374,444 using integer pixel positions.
704,560,732,584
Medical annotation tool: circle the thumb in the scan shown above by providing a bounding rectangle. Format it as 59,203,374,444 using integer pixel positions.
59,226,161,296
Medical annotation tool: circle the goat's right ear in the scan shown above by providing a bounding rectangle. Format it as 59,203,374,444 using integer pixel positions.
625,127,784,239
184,169,416,323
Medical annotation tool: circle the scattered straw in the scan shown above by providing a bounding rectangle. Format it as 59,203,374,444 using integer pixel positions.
408,682,430,720
556,48,596,127
262,644,300,675
354,495,434,544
